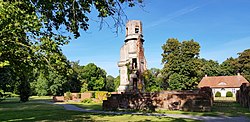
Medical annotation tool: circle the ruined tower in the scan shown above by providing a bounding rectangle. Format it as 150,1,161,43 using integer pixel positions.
117,20,147,93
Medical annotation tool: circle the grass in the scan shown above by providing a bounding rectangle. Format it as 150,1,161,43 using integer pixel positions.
68,96,250,118
0,97,199,122
212,97,250,117
68,102,103,110
157,97,250,118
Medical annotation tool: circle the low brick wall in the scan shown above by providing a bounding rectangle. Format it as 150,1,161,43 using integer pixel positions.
53,92,93,102
53,96,64,102
103,87,213,112
236,83,250,109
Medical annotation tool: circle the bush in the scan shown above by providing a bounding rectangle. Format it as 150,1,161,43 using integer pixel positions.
77,93,81,99
226,91,233,97
65,92,72,100
215,91,221,97
94,91,108,101
81,98,93,103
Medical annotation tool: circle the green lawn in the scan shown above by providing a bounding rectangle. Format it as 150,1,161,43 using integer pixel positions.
68,102,103,111
3,96,247,122
68,96,250,118
0,97,199,122
157,97,250,118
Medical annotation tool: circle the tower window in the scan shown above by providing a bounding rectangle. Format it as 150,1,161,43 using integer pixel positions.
132,58,137,69
126,27,128,36
135,26,139,33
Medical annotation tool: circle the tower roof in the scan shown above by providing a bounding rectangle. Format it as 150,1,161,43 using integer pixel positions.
125,20,143,42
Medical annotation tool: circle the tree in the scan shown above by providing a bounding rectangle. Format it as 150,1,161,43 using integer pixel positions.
238,49,250,81
114,76,120,92
200,59,220,76
219,57,238,76
105,75,115,92
80,63,106,91
161,38,201,90
143,68,163,92
67,61,83,92
0,0,143,102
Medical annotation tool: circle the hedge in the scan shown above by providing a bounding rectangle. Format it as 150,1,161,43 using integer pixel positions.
226,91,233,97
215,91,221,97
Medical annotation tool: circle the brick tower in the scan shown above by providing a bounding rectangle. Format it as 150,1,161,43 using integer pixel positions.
117,20,147,93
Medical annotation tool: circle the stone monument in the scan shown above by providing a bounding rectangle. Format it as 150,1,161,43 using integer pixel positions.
117,20,147,93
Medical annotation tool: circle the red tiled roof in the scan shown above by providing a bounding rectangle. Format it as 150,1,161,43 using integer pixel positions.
198,75,249,88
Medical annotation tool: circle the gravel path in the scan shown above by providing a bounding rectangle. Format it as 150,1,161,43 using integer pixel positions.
44,101,250,122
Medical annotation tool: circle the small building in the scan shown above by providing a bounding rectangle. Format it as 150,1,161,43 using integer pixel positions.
198,74,249,97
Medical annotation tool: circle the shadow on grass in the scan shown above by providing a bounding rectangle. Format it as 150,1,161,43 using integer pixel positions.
0,101,94,122
0,98,200,122
72,103,103,111
90,113,200,122
212,98,250,117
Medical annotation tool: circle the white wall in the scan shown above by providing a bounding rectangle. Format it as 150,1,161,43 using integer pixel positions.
212,88,239,97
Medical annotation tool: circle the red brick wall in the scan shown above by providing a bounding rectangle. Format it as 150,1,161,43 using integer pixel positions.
103,87,213,112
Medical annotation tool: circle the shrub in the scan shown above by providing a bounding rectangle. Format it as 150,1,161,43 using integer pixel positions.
81,98,93,103
65,92,72,100
226,91,233,97
94,91,108,101
215,91,221,97
77,93,81,99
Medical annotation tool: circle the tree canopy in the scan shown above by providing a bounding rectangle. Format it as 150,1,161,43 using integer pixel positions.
0,0,142,102
161,38,250,90
161,38,201,90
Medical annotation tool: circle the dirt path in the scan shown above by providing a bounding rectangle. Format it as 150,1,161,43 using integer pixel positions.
52,102,250,122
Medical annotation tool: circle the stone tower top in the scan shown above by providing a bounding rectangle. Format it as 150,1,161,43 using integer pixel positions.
125,20,143,42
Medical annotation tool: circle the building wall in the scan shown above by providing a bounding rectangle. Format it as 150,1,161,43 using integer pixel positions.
212,87,239,97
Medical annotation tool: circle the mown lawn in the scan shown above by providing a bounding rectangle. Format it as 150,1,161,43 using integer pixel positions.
157,97,250,118
0,97,199,122
68,97,250,118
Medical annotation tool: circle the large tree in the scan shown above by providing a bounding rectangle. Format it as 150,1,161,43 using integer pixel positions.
219,57,239,76
238,49,250,81
161,38,201,90
80,63,106,91
143,68,163,92
0,0,143,102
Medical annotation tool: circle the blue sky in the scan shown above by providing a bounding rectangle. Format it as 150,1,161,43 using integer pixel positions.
62,0,250,77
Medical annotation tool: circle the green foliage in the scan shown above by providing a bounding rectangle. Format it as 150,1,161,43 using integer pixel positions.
77,93,81,99
0,89,4,101
80,83,88,93
200,59,220,76
143,68,164,92
161,38,201,90
218,49,250,81
94,91,108,101
0,0,142,102
105,75,116,92
81,63,106,91
31,73,48,96
65,92,72,101
81,98,93,103
219,57,238,76
67,61,82,92
114,76,120,92
226,91,233,97
238,49,250,81
215,92,221,97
